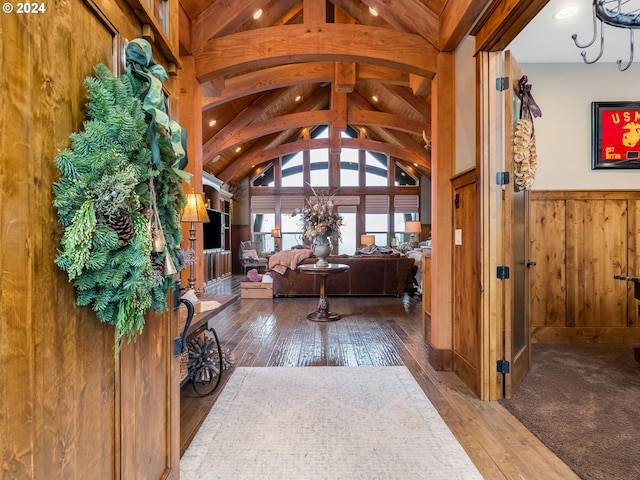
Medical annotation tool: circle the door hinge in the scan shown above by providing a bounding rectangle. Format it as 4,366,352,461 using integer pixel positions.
497,359,511,374
497,266,510,280
496,76,509,91
496,171,510,185
454,193,460,209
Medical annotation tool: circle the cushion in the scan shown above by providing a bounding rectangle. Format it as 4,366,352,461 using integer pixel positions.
243,249,259,259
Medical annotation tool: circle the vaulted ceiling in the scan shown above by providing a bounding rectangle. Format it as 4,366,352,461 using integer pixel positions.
178,0,490,186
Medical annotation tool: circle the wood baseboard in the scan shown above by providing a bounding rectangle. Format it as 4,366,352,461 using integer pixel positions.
427,342,452,371
532,326,640,344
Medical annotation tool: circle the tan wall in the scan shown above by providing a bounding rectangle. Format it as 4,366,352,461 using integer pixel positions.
530,190,640,343
1,1,181,478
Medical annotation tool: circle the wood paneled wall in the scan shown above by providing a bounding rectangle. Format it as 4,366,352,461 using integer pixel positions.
1,1,180,478
529,191,640,344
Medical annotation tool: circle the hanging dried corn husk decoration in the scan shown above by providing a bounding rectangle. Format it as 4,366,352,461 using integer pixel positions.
513,76,542,192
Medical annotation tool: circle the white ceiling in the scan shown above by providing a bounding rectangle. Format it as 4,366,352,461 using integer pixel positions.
508,0,640,65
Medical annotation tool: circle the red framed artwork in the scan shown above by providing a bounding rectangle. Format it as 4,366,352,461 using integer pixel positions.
592,101,640,169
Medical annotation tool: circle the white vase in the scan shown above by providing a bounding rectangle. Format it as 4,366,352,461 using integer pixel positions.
312,234,332,267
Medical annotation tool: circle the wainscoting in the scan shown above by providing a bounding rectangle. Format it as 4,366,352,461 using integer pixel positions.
529,190,640,343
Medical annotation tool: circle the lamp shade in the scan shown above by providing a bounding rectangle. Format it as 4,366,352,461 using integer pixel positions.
271,228,281,238
361,234,375,246
405,221,421,233
181,193,210,223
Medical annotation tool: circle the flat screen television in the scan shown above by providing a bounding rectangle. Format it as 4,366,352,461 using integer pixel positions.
202,208,222,249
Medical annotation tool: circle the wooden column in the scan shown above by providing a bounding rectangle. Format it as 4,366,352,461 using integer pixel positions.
429,51,455,370
179,56,205,293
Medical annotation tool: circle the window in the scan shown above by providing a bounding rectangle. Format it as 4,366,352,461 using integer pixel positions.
281,152,303,187
252,163,275,187
365,152,388,186
251,213,275,252
340,148,359,186
365,214,389,246
394,195,419,245
309,148,329,187
395,162,418,186
281,196,305,249
337,208,357,255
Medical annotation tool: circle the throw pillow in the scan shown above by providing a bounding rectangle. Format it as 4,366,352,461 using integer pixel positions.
244,249,259,259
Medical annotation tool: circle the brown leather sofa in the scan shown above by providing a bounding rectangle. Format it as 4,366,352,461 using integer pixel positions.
271,254,415,297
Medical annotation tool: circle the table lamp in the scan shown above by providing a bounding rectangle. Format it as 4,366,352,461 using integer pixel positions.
271,228,281,251
181,193,210,292
361,234,375,247
405,221,421,248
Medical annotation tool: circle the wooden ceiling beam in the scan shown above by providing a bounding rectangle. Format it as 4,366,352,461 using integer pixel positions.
331,88,348,131
473,0,550,52
211,91,331,178
334,63,356,93
439,0,492,51
360,0,439,48
207,105,427,168
384,84,430,123
194,24,437,82
347,90,429,154
202,87,294,163
205,87,331,163
202,63,408,110
304,0,326,23
191,0,271,53
409,73,431,97
330,0,392,29
348,110,429,136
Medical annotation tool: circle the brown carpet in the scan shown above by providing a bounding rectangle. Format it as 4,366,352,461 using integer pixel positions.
499,344,640,480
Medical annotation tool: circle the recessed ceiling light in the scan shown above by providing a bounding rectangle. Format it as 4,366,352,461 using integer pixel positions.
372,95,378,102
253,9,263,20
553,6,578,20
235,146,242,153
369,7,378,16
413,163,418,167
208,119,217,127
295,95,302,102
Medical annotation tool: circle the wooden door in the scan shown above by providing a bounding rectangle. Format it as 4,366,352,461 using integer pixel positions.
503,51,531,397
453,172,481,396
0,1,180,478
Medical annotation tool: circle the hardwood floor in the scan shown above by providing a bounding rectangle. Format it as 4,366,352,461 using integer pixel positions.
180,275,578,479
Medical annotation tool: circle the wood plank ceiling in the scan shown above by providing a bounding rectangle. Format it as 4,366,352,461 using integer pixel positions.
178,0,486,186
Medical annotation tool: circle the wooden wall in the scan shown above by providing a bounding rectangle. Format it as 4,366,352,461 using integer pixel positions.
1,1,180,478
529,191,640,344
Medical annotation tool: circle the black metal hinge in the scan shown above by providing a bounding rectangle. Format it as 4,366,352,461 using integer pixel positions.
497,266,510,280
496,171,510,185
496,76,509,91
497,359,511,374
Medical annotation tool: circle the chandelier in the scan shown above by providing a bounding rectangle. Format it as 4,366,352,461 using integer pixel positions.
573,0,640,71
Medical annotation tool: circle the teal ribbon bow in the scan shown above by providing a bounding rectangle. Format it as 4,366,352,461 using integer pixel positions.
125,38,191,181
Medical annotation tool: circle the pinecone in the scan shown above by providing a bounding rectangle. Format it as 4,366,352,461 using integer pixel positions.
109,214,135,244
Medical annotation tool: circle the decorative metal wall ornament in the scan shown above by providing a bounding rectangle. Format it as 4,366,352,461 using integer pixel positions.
573,0,640,71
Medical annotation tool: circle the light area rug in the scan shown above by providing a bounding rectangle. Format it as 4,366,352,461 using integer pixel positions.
180,366,483,480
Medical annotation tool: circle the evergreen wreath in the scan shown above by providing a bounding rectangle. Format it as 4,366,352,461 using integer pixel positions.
53,56,189,352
